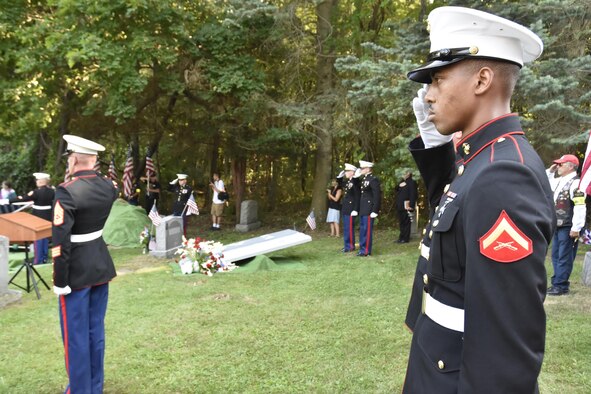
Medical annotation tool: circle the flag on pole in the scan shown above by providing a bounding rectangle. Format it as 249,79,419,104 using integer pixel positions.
306,210,316,230
93,160,101,173
578,129,591,195
148,202,162,226
146,151,156,198
145,153,156,177
186,194,199,216
122,151,134,198
108,158,118,183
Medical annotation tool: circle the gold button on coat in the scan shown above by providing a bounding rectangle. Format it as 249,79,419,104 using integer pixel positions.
443,184,450,193
458,165,465,176
433,220,439,227
438,360,445,370
429,230,433,238
423,274,428,285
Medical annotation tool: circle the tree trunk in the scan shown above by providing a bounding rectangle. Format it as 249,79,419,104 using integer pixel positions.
55,90,75,169
231,155,247,224
310,0,337,221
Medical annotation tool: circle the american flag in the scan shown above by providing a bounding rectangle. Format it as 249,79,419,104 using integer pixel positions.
186,193,199,216
578,129,591,195
306,210,316,230
148,201,161,226
145,153,156,177
93,160,101,173
122,152,134,198
108,158,118,183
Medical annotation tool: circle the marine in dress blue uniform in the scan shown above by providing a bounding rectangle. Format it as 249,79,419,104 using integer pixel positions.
52,135,118,394
340,163,360,252
168,173,192,236
9,172,55,264
357,160,381,256
402,7,555,393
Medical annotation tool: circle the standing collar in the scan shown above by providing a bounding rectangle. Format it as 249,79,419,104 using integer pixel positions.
72,170,98,177
456,113,524,163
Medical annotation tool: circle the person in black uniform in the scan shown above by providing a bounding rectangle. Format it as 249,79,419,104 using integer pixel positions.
169,173,192,236
394,170,417,244
8,172,55,264
141,173,160,214
402,7,555,393
341,163,360,252
52,135,118,394
357,160,381,256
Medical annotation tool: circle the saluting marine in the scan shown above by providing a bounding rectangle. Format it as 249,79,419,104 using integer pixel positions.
357,160,381,256
341,163,360,252
169,173,192,235
52,135,118,394
5,172,55,264
402,7,555,393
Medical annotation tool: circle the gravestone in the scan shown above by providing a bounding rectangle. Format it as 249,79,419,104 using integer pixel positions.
0,235,22,307
235,200,261,233
582,251,591,287
150,216,183,258
410,204,419,237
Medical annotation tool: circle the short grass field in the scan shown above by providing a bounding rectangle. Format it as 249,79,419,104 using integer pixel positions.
1,223,591,393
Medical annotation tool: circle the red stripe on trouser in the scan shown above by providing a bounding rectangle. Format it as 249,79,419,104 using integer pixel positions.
349,216,353,249
365,216,371,255
60,295,70,377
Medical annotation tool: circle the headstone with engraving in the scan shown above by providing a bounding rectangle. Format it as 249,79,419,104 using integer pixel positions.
150,216,184,258
582,251,591,287
0,236,22,307
235,200,261,233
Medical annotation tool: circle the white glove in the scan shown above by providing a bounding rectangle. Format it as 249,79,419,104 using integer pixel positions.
370,212,378,218
0,199,8,205
351,210,358,217
354,169,362,178
169,178,179,185
337,170,345,179
53,285,72,296
412,85,453,148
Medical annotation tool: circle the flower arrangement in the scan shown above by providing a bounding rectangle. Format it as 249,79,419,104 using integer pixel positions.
175,236,237,276
139,227,151,254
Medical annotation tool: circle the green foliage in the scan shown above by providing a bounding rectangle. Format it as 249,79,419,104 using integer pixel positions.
0,0,589,213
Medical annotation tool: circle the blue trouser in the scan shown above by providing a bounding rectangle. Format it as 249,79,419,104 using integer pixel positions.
33,238,49,264
59,283,109,394
342,214,356,251
551,226,578,292
359,216,375,255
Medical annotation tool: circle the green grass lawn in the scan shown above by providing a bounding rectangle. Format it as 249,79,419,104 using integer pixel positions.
1,225,590,393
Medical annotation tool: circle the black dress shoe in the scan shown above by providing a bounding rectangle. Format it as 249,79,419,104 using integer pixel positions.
357,252,369,257
547,286,569,296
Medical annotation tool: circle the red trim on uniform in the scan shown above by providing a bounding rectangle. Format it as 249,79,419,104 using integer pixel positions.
464,131,524,165
365,216,371,255
60,295,70,378
455,113,518,149
506,135,524,164
61,174,98,187
349,216,353,249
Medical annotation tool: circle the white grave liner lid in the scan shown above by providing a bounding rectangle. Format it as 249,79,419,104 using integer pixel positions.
222,229,312,263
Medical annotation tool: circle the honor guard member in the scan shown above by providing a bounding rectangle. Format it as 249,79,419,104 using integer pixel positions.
341,163,360,252
395,170,418,244
357,160,381,256
52,134,118,394
169,173,192,235
8,172,55,264
546,154,586,296
402,7,555,393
